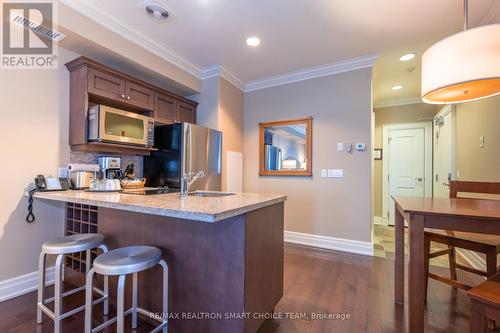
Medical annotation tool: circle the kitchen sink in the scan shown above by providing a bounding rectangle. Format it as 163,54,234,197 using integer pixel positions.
187,191,235,197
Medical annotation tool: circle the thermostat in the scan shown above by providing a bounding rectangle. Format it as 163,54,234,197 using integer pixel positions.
356,143,366,151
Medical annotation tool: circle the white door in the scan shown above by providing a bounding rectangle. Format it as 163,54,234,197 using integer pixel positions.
383,122,433,225
433,106,456,198
388,128,425,224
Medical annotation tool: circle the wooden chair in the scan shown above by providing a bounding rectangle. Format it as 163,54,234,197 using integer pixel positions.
425,181,500,294
468,272,500,333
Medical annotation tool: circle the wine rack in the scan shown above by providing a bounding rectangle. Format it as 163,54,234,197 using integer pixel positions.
65,203,99,273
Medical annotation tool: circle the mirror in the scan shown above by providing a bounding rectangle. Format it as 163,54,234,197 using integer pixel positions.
259,117,312,176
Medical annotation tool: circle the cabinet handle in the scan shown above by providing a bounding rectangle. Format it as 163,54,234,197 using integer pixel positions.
120,94,125,99
126,96,131,100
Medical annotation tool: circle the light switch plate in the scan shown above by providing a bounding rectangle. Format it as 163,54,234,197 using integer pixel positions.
321,169,327,178
480,136,485,148
337,142,344,152
328,169,344,178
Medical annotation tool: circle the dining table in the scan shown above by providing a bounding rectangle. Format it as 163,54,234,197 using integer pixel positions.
392,196,500,332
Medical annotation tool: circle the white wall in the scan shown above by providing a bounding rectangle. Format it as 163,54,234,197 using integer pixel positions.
243,69,373,243
190,76,220,130
192,77,244,191
0,47,79,280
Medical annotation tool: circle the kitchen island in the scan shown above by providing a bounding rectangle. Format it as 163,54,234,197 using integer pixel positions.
34,190,286,333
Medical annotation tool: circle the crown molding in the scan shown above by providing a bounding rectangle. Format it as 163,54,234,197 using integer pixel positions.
480,1,500,25
374,96,423,109
201,64,246,92
59,0,202,78
245,53,379,93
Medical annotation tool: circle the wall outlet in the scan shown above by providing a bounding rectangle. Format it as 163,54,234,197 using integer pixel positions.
337,142,344,152
58,167,69,178
321,169,327,178
328,169,344,178
345,143,353,153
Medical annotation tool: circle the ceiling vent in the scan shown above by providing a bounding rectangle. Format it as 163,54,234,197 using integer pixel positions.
139,1,175,22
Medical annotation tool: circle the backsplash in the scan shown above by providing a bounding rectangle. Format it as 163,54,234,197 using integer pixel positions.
69,151,143,178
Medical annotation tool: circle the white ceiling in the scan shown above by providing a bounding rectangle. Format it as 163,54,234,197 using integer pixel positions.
61,0,500,103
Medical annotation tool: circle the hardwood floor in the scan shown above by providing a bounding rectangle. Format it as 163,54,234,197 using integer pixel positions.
0,244,481,332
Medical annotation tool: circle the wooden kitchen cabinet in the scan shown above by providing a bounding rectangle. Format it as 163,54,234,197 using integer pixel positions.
154,91,178,124
125,80,154,110
88,68,154,110
155,93,197,125
87,68,125,102
66,56,198,155
177,101,197,124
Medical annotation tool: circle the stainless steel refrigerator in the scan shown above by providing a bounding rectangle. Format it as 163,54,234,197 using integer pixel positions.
264,145,282,171
143,123,222,190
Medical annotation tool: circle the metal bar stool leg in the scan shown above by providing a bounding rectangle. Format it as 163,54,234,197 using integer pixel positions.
159,259,169,333
85,249,91,275
37,251,46,324
53,254,64,333
98,244,110,315
85,268,95,333
132,272,138,329
117,275,126,333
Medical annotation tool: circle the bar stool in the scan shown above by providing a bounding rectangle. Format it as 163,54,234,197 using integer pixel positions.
37,233,109,333
85,245,168,333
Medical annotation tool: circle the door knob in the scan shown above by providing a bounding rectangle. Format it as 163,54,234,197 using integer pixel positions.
442,182,450,187
415,177,423,182
120,94,125,99
126,96,131,100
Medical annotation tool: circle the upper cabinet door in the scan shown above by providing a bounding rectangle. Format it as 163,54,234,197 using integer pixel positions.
177,101,197,124
87,68,125,101
154,92,178,124
125,81,154,110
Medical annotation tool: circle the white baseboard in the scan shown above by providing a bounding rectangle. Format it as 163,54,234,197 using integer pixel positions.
284,230,374,256
373,216,387,226
0,267,55,302
456,249,486,272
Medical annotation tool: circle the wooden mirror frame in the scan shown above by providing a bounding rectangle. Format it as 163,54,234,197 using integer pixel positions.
259,117,313,177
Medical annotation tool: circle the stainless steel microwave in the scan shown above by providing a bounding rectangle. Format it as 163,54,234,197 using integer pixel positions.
88,105,154,147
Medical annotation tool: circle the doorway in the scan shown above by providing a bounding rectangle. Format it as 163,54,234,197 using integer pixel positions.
433,105,456,198
382,122,433,225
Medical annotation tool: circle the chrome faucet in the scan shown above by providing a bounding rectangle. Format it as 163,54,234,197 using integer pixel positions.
180,170,205,197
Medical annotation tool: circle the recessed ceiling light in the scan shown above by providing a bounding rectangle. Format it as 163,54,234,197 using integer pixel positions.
399,53,415,62
392,85,403,90
246,37,261,47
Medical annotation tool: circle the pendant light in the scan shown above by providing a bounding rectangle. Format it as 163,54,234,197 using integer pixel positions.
421,0,500,104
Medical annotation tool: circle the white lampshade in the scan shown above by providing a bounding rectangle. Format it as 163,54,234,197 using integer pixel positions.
421,24,500,104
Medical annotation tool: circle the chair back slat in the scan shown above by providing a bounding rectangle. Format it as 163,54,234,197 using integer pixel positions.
449,181,500,198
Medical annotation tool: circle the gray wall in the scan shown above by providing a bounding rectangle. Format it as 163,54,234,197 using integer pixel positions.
0,47,80,280
456,95,500,182
243,69,373,242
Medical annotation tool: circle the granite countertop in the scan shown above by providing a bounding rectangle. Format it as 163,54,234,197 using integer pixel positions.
33,190,287,222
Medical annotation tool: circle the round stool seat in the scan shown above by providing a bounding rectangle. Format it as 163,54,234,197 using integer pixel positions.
42,234,105,255
93,246,162,276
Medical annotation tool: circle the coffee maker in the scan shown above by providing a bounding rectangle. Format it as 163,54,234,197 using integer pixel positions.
98,157,122,179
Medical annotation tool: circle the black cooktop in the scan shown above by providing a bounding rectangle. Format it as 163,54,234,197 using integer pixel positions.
121,187,180,195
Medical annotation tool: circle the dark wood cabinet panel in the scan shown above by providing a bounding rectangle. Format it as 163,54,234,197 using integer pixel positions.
87,68,125,101
154,92,178,124
177,101,197,124
125,81,154,110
